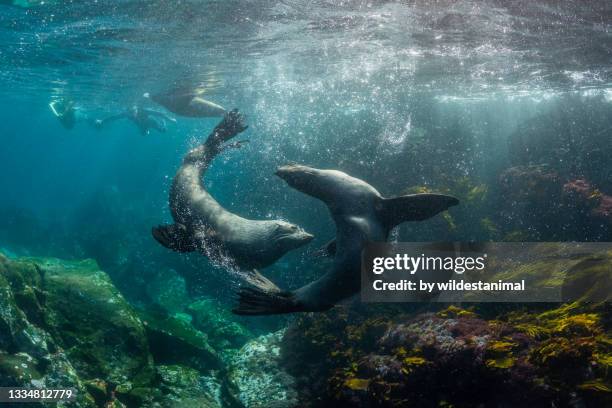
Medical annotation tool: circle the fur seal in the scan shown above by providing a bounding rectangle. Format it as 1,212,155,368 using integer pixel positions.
152,111,314,271
233,164,459,315
146,86,226,118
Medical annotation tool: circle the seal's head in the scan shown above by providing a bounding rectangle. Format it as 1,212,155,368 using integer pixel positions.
276,164,381,214
270,220,314,252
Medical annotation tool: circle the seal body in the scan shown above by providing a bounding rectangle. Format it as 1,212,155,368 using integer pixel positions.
234,164,459,315
153,112,313,270
151,90,226,117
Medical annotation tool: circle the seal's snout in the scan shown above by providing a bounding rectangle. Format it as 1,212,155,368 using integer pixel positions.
276,165,300,186
275,164,315,185
299,229,315,243
448,196,460,208
275,164,302,177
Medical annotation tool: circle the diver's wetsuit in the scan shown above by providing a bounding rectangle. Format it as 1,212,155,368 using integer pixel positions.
96,105,175,135
49,98,89,129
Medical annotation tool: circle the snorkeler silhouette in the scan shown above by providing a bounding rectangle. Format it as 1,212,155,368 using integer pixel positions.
49,97,97,130
95,105,177,136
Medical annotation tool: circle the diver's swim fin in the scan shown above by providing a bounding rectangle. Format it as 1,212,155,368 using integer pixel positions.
233,270,299,315
378,193,459,228
152,223,197,253
49,101,60,117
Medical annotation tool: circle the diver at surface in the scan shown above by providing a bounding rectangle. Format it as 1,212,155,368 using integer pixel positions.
95,104,176,136
152,109,313,276
49,97,94,130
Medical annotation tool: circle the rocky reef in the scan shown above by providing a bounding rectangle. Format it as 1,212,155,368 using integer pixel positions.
2,250,610,408
228,330,298,408
281,304,612,408
0,252,250,407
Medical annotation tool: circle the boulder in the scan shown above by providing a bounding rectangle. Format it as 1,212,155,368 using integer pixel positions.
187,298,252,351
138,310,222,372
229,330,298,408
156,364,222,408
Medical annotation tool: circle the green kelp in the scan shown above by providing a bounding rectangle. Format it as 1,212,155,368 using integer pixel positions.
281,304,611,408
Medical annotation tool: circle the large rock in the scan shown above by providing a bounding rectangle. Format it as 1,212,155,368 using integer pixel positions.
0,252,250,407
156,364,222,408
229,330,298,408
187,298,252,352
0,254,97,406
136,312,244,408
138,311,222,372
0,254,156,406
39,257,155,388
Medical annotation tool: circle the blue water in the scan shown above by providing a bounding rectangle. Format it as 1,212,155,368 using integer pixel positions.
1,0,611,312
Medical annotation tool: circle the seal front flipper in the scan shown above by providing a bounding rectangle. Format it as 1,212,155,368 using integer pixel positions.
207,109,248,146
152,223,197,253
378,193,459,228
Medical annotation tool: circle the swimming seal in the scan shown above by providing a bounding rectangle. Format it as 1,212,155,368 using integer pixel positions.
233,164,459,315
147,86,226,118
152,111,314,272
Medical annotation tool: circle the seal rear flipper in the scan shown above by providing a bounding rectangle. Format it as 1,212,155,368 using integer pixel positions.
233,270,301,315
379,193,459,228
152,223,197,253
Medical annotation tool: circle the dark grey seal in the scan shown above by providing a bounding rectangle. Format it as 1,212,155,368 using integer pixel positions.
146,87,226,118
233,164,459,315
152,111,313,272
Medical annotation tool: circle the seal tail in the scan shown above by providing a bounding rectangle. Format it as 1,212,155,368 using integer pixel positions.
378,193,459,229
233,270,300,315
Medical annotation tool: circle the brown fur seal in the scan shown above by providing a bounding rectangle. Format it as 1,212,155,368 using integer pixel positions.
233,164,459,315
152,111,313,271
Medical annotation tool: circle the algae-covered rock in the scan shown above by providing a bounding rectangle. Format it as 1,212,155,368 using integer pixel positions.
138,310,222,372
0,251,250,407
36,256,155,389
156,365,222,408
0,253,155,406
188,298,252,351
0,256,50,358
0,251,253,408
0,254,97,407
281,304,612,408
230,330,298,408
